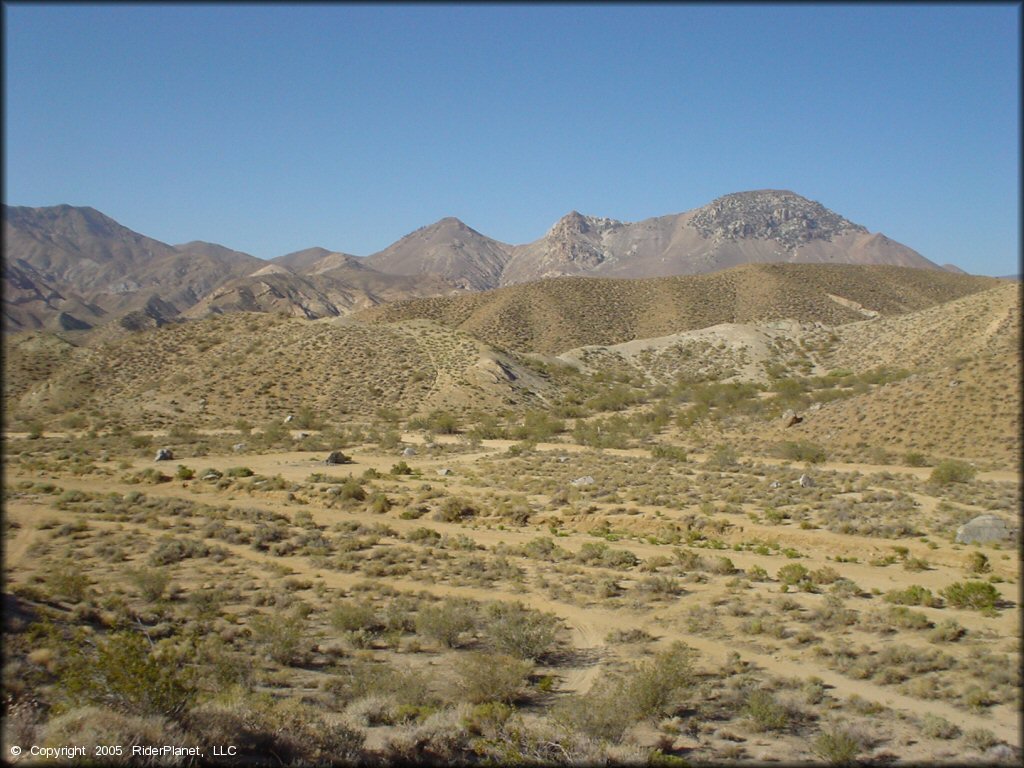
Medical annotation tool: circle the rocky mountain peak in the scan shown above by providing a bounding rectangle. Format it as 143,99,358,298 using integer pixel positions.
547,210,622,238
688,190,868,249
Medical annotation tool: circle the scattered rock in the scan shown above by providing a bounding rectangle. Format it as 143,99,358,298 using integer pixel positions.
781,409,803,427
324,451,350,465
798,474,815,488
402,447,417,457
201,471,222,481
233,443,247,453
555,456,569,463
437,467,453,476
284,414,294,423
769,480,782,489
298,432,309,439
956,514,1014,544
985,744,1015,761
154,448,174,462
571,475,595,487
809,402,822,411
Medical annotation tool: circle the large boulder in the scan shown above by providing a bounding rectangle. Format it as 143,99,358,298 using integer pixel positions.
324,450,351,465
154,448,174,462
955,515,1014,545
798,474,815,488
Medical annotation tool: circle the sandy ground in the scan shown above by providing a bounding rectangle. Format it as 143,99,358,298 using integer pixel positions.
4,432,1019,751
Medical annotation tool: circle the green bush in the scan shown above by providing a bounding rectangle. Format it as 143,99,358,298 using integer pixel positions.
940,581,1000,612
651,444,689,462
455,652,532,704
330,600,379,633
745,689,789,732
884,585,938,607
811,725,861,765
929,460,976,485
777,563,810,587
627,642,695,718
415,602,476,648
904,451,929,467
778,440,827,464
965,552,990,575
174,465,195,480
552,641,695,743
62,631,195,717
484,602,559,660
250,610,308,665
435,496,477,522
127,568,170,603
339,478,366,502
226,466,254,478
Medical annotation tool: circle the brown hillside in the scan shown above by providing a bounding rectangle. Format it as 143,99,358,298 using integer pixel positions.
4,313,558,429
357,263,1001,354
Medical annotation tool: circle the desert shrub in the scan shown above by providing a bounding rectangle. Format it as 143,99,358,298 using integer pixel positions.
919,713,960,739
225,466,254,477
413,410,460,434
339,478,366,502
651,444,688,462
45,562,90,603
330,600,379,633
929,460,976,485
327,660,431,709
904,451,929,467
884,585,938,607
61,631,196,717
127,567,171,602
390,460,414,475
187,696,363,764
249,610,308,665
965,551,991,575
704,444,738,469
149,536,210,566
174,464,195,480
512,410,564,441
962,727,997,751
42,706,192,764
258,420,291,446
778,440,827,464
627,641,695,718
455,652,532,704
940,581,1000,612
576,541,639,569
366,492,391,514
415,602,477,648
747,564,769,581
435,496,477,522
745,689,789,732
483,602,559,660
812,725,862,765
928,618,966,643
605,628,655,644
552,641,695,743
777,563,811,588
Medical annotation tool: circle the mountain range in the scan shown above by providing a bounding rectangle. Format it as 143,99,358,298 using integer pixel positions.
3,190,951,333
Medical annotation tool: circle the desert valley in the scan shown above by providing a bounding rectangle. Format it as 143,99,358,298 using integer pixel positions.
2,190,1020,765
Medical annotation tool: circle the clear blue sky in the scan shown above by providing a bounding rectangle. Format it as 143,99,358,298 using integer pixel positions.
4,3,1020,275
